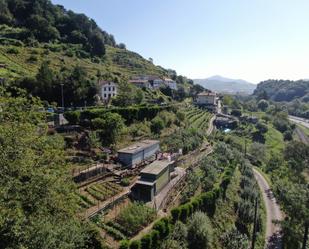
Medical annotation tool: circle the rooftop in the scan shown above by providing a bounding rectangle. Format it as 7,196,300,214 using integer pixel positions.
140,160,172,175
197,91,216,96
99,80,117,86
128,79,149,84
118,140,159,154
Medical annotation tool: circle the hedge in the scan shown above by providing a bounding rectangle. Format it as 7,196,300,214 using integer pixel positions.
65,105,173,125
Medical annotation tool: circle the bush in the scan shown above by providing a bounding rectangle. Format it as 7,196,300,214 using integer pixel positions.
171,207,180,222
140,234,152,249
119,240,130,249
129,240,141,249
231,109,242,117
7,47,19,54
150,116,165,134
28,55,38,62
116,202,156,236
120,178,130,187
187,211,213,249
150,230,160,248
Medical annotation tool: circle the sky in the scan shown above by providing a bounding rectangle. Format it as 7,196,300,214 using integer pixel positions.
51,0,309,83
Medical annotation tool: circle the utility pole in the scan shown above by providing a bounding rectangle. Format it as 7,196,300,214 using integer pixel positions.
244,139,247,156
251,197,258,249
302,222,308,249
60,83,64,109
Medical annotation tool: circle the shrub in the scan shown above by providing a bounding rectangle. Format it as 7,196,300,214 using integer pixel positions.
187,211,213,249
150,230,160,248
116,202,156,236
140,234,152,249
171,207,180,222
120,178,130,187
28,55,38,62
7,47,19,54
119,240,130,249
129,240,141,249
150,116,165,134
153,218,170,239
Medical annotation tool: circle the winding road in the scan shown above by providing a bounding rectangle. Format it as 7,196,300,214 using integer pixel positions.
253,169,283,249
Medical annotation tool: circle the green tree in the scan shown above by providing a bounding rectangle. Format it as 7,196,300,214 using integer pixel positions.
92,113,124,146
187,211,213,249
150,116,165,135
0,95,97,248
257,99,269,111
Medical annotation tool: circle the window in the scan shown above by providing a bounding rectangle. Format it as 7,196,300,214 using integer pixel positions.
112,87,115,91
108,93,111,97
109,87,111,91
104,94,106,98
104,87,106,91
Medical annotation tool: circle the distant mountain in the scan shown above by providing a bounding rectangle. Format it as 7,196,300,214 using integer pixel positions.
194,75,256,94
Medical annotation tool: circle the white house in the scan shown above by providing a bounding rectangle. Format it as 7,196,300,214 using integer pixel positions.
99,80,118,101
196,92,217,105
164,78,177,90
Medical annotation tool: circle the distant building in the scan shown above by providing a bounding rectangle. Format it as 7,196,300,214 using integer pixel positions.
128,79,151,89
99,81,118,101
164,78,177,90
196,91,218,112
153,78,165,89
117,140,160,167
131,160,173,202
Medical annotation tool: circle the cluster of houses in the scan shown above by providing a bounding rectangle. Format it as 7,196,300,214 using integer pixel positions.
99,75,178,102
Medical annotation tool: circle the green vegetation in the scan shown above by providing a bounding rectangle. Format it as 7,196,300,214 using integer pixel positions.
93,202,157,241
0,92,104,248
84,182,122,203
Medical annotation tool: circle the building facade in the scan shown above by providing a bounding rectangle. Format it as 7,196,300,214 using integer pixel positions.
164,78,177,90
99,81,118,101
117,140,160,167
131,160,172,202
128,79,151,89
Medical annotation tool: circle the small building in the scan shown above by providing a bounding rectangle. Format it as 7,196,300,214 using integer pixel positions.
117,140,160,167
99,80,118,101
164,78,177,90
152,78,165,89
196,91,218,112
196,92,217,105
131,160,172,202
128,79,151,89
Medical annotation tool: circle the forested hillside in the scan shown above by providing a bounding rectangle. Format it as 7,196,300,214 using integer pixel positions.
0,0,194,107
253,80,309,102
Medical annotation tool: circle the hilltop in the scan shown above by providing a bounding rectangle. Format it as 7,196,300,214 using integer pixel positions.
194,75,256,94
253,79,309,102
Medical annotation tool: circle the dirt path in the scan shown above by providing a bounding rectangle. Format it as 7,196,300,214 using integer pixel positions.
253,169,283,249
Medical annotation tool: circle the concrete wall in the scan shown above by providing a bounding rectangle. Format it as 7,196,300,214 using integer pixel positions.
155,167,169,194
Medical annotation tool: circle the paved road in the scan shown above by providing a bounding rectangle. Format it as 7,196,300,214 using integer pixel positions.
289,115,309,129
253,169,283,249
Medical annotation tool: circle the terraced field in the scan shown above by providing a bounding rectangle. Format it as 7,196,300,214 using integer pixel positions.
79,181,123,209
184,107,212,133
